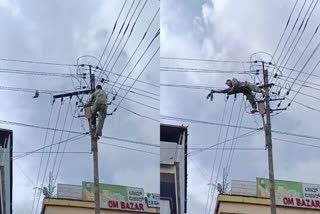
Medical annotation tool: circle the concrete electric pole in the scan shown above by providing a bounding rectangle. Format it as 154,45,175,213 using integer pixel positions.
262,61,276,214
89,65,101,214
53,64,101,214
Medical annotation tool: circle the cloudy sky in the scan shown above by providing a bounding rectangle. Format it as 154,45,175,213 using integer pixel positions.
0,0,159,214
2,0,320,213
161,0,320,213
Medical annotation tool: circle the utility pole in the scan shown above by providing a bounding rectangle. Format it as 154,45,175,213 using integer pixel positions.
89,65,101,214
53,64,100,214
262,61,276,214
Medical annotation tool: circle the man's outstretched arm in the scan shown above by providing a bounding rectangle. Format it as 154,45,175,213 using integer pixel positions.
211,88,231,94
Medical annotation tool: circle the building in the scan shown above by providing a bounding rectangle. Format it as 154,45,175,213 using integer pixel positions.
215,178,320,214
0,129,12,214
160,124,188,214
41,182,160,214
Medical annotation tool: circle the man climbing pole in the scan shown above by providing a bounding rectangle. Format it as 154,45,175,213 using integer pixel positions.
207,78,265,113
87,85,107,139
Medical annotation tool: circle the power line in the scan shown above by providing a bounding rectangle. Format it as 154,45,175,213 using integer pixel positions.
0,58,76,67
97,0,128,67
160,82,320,103
290,99,320,112
101,0,150,80
16,163,35,185
278,76,320,91
287,54,320,108
107,80,159,97
112,31,160,114
35,103,63,214
273,0,318,83
160,83,214,90
0,85,62,94
106,82,159,100
30,104,54,214
104,9,159,95
267,63,320,79
13,134,160,161
53,101,80,187
160,57,251,64
208,99,236,214
270,0,299,62
13,135,86,160
269,0,308,77
187,130,259,156
205,100,228,214
161,115,261,131
0,67,77,77
273,137,320,149
99,141,159,155
51,100,71,179
225,97,247,181
160,67,252,74
271,12,320,88
0,119,159,147
114,93,159,110
108,70,158,88
100,0,136,73
113,103,159,122
0,84,159,110
161,114,320,141
102,0,145,72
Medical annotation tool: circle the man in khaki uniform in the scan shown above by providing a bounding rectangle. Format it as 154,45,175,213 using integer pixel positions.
88,85,107,139
207,78,265,113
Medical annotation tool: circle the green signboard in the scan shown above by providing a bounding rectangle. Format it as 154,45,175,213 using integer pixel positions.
82,181,146,211
257,178,320,209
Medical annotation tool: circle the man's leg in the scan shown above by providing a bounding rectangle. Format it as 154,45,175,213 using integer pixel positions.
245,82,265,95
243,90,257,112
96,105,106,137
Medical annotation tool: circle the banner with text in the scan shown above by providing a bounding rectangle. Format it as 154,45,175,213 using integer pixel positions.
256,178,320,209
146,193,160,208
82,182,146,212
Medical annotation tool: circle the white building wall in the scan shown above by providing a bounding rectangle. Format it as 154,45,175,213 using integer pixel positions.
0,131,11,214
57,184,82,200
160,200,171,214
177,133,186,214
160,129,187,214
231,180,256,196
160,141,177,164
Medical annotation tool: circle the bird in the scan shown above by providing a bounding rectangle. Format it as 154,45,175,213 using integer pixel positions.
33,90,39,98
